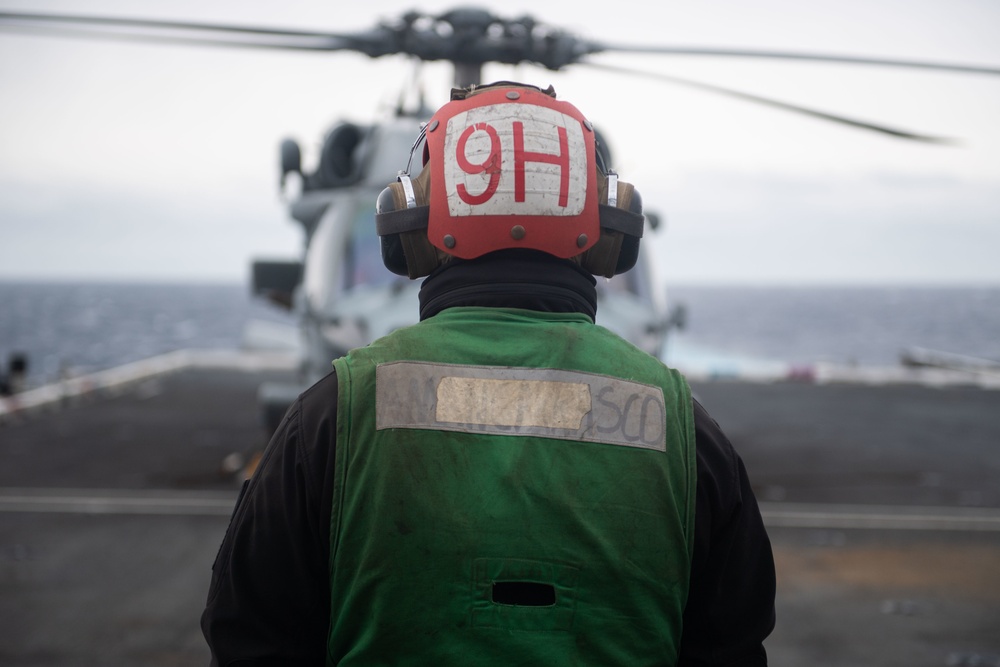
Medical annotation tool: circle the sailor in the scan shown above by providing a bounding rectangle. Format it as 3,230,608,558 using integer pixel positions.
203,82,775,666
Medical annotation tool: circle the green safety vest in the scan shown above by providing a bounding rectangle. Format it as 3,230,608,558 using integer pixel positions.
329,307,696,666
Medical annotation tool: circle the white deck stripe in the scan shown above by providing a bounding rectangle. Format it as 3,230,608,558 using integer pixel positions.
0,488,238,516
0,348,297,421
759,502,1000,532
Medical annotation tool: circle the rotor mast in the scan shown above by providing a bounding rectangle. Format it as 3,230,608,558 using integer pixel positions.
436,8,488,87
453,62,482,88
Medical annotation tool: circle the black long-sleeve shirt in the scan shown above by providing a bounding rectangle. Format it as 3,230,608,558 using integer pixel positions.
202,253,776,665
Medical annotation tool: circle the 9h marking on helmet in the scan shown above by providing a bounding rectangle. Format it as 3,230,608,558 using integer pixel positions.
427,86,599,260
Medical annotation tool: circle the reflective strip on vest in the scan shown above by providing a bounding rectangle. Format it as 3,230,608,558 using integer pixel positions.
376,361,668,451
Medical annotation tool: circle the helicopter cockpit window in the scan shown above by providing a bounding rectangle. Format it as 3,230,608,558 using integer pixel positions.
343,203,396,290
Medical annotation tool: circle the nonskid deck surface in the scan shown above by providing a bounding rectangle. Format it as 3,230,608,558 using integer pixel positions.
1,363,998,666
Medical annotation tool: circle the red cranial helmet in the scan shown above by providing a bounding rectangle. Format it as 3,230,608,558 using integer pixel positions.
376,82,644,278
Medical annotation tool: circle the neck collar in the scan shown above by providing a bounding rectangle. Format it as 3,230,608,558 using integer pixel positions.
418,250,598,321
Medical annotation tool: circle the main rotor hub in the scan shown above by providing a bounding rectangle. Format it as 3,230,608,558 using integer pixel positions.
377,8,592,71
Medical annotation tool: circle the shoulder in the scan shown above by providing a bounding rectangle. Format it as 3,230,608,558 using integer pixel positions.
297,367,340,416
691,398,746,520
256,369,339,494
692,399,739,478
292,368,340,451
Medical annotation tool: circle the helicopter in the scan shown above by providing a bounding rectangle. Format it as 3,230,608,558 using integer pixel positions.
1,3,998,433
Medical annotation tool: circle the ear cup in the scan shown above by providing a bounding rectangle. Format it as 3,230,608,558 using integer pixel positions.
399,230,445,279
580,178,644,278
376,168,444,278
376,185,410,276
579,231,624,279
613,186,643,275
379,229,410,277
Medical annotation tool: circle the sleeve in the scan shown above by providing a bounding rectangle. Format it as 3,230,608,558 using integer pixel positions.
201,371,339,667
678,399,777,666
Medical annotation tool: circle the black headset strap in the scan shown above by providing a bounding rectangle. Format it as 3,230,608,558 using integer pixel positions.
378,204,641,240
598,205,644,238
375,206,430,236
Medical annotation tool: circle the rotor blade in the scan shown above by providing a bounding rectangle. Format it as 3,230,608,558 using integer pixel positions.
0,11,348,40
0,25,354,52
581,60,957,144
588,42,1000,77
0,11,364,52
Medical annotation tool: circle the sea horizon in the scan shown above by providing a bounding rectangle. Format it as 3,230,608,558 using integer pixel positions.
2,281,999,387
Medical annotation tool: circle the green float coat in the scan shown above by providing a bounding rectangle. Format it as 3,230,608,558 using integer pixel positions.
329,307,696,666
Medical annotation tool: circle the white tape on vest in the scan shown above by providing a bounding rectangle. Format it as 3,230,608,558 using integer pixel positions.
375,361,667,451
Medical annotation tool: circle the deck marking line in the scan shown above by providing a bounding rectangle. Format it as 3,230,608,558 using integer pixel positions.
760,502,1000,532
3,491,999,530
0,489,238,516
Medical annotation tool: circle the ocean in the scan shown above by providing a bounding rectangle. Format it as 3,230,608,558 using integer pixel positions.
0,282,295,387
666,284,1000,368
1,281,999,387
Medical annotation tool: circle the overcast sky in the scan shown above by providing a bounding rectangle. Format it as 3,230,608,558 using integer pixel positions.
1,0,998,286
